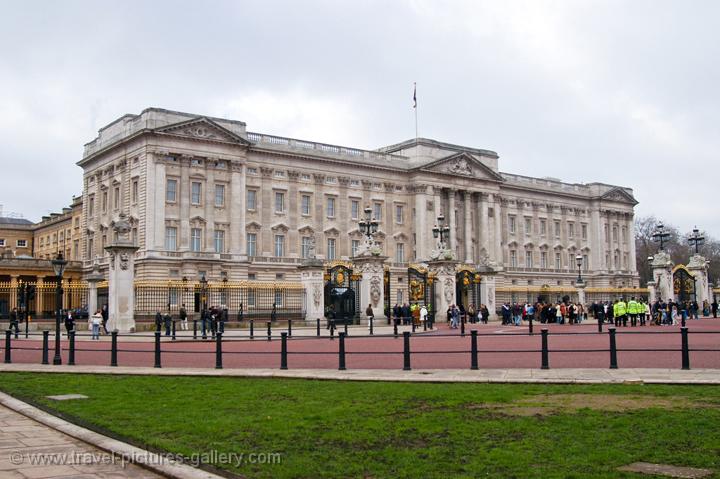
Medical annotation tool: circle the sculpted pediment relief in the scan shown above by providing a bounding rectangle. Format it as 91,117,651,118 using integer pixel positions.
155,117,251,145
415,152,504,181
246,221,262,232
599,187,638,205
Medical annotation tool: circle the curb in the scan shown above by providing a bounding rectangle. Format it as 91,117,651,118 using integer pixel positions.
0,391,226,479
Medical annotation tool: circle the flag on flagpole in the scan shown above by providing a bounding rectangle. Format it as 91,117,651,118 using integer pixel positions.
413,82,417,108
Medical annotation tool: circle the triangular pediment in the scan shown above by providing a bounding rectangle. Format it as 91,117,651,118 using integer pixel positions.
599,187,638,205
155,117,251,145
413,152,504,181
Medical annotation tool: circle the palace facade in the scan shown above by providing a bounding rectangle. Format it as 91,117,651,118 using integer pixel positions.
77,108,639,305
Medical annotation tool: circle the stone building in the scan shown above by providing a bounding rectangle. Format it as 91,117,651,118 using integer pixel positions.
0,217,34,258
33,196,83,261
77,107,639,306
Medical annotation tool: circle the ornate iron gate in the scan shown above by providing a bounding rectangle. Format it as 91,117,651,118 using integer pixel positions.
456,268,482,310
324,263,360,323
384,268,391,320
673,265,696,304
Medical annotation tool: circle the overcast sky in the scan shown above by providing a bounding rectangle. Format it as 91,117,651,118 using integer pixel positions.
1,0,718,238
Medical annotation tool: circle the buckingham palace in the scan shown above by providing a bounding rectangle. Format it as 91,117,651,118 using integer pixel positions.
77,107,639,311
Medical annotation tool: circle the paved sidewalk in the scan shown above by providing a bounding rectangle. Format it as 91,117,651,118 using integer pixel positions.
1,363,719,384
0,402,161,478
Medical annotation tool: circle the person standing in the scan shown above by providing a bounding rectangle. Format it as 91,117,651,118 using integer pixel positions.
712,299,718,318
627,297,639,327
366,303,374,330
419,304,428,327
64,309,74,335
450,305,460,329
154,310,163,332
9,308,19,335
101,304,109,335
179,304,188,331
163,311,172,336
91,309,102,340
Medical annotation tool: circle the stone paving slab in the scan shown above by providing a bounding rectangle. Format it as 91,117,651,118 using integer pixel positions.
0,392,225,479
1,363,719,384
618,462,714,478
46,394,89,401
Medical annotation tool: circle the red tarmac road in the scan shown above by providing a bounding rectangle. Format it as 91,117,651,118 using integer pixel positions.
5,319,720,370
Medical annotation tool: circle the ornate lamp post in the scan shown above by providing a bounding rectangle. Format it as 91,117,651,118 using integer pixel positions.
688,227,705,254
575,254,584,284
358,206,379,246
50,252,67,365
652,222,671,252
199,274,208,314
432,214,450,252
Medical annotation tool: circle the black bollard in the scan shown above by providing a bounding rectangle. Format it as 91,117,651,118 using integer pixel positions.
609,328,618,369
171,320,176,341
423,319,427,332
412,321,416,333
461,318,466,337
250,319,254,339
528,316,534,335
470,330,479,370
215,332,223,369
288,319,292,338
110,331,118,367
541,328,549,370
193,319,197,340
68,330,75,366
280,332,288,370
42,330,49,365
681,327,690,370
344,322,348,336
681,311,686,328
154,331,161,368
338,332,346,370
4,330,11,364
393,322,398,338
267,321,272,341
370,316,374,336
597,317,603,334
330,321,335,340
316,318,321,337
403,331,411,371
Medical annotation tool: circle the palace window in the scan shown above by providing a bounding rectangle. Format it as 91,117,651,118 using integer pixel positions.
214,230,225,253
215,184,225,207
351,200,359,220
114,186,120,210
89,196,95,216
568,253,575,271
274,170,285,178
166,179,177,202
247,190,257,210
190,228,202,252
326,197,336,218
246,233,257,256
326,238,336,260
301,195,311,215
554,220,561,238
568,222,575,238
524,217,532,236
191,182,202,205
395,205,404,224
132,180,138,204
540,219,547,236
612,225,618,242
510,250,517,268
165,227,177,251
275,192,285,213
540,251,547,269
583,254,589,271
396,243,405,263
555,252,561,269
508,215,516,234
622,226,627,243
373,202,382,222
274,235,285,257
102,191,108,212
351,239,359,257
301,236,312,259
87,238,94,258
525,251,533,268
581,224,588,240
16,239,27,248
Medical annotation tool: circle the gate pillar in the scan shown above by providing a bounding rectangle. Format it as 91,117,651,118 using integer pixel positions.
353,255,388,320
427,260,459,320
688,254,710,306
104,214,139,333
299,258,325,323
479,273,498,321
651,251,674,303
576,282,586,308
85,265,104,320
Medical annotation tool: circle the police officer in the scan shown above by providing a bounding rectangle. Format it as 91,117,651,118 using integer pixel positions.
614,298,627,327
627,296,639,327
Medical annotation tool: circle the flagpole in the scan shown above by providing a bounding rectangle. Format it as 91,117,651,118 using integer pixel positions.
414,82,418,143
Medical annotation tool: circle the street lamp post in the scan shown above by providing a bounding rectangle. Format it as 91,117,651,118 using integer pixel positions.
575,254,584,284
432,214,450,252
50,252,67,365
200,274,208,313
652,222,671,252
358,206,379,246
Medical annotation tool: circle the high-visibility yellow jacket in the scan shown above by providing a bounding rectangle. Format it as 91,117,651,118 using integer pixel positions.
615,301,627,316
627,300,639,315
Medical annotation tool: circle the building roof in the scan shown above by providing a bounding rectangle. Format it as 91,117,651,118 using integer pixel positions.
0,217,33,226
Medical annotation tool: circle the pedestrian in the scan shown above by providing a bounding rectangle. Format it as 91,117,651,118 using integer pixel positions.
91,309,102,340
9,308,19,335
366,303,374,330
179,304,188,331
270,303,277,322
238,302,244,322
201,308,209,337
420,304,428,327
101,304,109,335
555,303,563,324
154,309,163,332
450,305,460,329
712,299,718,319
163,311,172,336
480,304,489,324
64,309,74,335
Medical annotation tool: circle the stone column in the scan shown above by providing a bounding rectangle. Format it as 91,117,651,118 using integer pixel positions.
298,259,325,322
9,275,18,311
491,195,504,265
651,252,674,303
647,281,657,303
576,283,586,308
105,214,140,332
464,191,473,263
479,272,497,320
627,214,637,273
428,260,459,319
688,254,710,306
478,194,489,260
85,267,104,318
414,185,427,261
353,255,388,320
448,190,457,256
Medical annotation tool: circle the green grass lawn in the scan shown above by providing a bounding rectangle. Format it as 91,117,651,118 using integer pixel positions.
1,373,719,478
